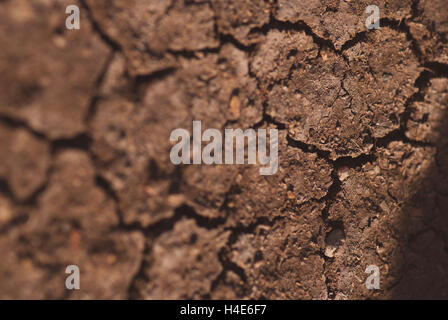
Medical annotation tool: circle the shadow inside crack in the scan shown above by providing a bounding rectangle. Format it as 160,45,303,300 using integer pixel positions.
388,73,448,299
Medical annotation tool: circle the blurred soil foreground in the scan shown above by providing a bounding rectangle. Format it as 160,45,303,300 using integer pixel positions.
0,0,448,299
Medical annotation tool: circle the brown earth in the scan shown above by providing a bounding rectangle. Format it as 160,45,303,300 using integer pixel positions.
0,0,448,299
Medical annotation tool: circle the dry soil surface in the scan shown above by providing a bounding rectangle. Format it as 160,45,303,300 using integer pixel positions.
0,0,448,299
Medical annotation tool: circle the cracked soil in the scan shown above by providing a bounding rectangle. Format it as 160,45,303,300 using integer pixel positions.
0,0,448,299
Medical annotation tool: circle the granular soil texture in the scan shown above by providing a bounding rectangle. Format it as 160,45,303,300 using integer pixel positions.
0,0,448,299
